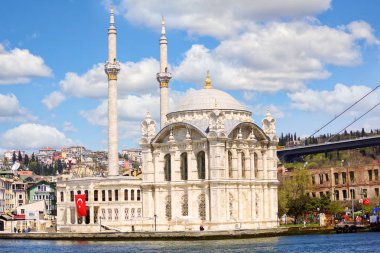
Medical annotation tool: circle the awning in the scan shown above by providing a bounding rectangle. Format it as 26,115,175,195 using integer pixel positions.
13,214,26,220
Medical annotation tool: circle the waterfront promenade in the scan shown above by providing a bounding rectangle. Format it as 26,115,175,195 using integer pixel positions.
0,227,335,241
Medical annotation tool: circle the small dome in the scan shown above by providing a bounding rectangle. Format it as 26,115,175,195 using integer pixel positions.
175,88,247,112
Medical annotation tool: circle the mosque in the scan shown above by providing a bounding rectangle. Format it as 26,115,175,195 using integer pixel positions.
56,8,279,232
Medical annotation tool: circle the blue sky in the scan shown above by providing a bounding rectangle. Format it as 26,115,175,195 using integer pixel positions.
0,0,380,152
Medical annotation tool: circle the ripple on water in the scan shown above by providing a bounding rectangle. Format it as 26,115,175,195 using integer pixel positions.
0,232,379,253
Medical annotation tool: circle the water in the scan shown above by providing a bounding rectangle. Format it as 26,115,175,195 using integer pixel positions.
1,232,379,253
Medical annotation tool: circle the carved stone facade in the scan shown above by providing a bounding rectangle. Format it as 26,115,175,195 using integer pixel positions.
140,86,279,231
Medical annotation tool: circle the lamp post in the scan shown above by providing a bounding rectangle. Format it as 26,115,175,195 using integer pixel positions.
350,189,355,221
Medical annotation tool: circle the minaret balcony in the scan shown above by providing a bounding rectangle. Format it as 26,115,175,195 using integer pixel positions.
105,60,121,80
156,72,172,84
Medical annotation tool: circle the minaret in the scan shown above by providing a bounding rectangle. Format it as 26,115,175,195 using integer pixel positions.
157,16,172,129
104,6,120,177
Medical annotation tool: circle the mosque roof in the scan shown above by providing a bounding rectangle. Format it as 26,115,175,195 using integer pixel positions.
174,72,247,112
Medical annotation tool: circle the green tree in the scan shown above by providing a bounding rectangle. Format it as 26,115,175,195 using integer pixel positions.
278,167,313,223
18,150,22,162
12,151,17,164
24,154,29,166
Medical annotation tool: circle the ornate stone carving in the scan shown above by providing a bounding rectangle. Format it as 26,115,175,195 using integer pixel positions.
141,112,156,140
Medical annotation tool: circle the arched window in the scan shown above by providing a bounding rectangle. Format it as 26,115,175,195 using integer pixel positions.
197,151,206,180
228,151,233,178
241,152,246,178
164,154,171,181
180,153,188,180
94,190,98,201
85,190,89,201
60,192,64,202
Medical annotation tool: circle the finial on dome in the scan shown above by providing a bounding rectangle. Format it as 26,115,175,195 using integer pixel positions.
204,70,212,89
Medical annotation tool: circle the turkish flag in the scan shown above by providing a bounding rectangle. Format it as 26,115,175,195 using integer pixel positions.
75,194,87,217
363,198,370,206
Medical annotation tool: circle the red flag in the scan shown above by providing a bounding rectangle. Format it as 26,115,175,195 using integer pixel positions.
75,194,87,217
363,198,370,206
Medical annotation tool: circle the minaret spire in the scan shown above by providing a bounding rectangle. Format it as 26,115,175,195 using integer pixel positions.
157,16,172,129
105,6,120,177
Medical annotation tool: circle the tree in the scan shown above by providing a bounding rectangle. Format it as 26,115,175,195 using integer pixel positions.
278,167,313,223
12,151,17,164
18,150,22,162
31,153,36,162
24,154,29,166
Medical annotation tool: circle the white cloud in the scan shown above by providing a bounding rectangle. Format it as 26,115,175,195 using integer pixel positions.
1,123,75,150
251,104,284,119
60,58,159,99
288,83,380,115
42,91,66,110
116,0,331,38
174,21,378,92
347,21,380,45
0,44,51,84
0,93,35,122
63,121,78,132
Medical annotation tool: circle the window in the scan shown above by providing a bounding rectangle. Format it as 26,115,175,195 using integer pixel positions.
334,173,339,185
312,192,316,198
70,191,74,202
375,188,379,197
137,190,141,201
102,190,105,201
164,154,171,181
334,190,339,200
319,174,324,184
241,152,246,178
342,172,347,184
180,152,188,180
94,190,98,201
363,189,368,198
342,190,347,200
349,171,355,183
108,190,112,201
77,190,81,195
228,151,233,178
131,190,135,201
60,192,64,202
85,190,89,201
115,190,118,201
369,170,373,181
350,189,355,199
124,189,128,201
198,194,206,221
325,174,329,182
197,151,206,180
375,170,379,181
319,192,324,197
311,175,316,185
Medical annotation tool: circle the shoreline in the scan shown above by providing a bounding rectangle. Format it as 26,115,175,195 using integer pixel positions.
0,227,342,241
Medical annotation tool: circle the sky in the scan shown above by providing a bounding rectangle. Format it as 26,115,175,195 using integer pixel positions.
0,0,380,153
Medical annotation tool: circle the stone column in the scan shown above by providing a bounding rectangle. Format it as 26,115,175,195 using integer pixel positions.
264,184,269,220
90,206,94,224
250,151,256,180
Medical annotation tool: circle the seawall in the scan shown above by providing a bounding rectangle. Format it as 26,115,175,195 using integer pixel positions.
0,227,336,241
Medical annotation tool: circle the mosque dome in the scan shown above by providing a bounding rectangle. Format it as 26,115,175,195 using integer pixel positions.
174,71,247,112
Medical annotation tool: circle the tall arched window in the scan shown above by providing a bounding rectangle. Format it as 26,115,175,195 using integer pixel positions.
241,152,246,178
228,151,233,178
197,151,206,180
164,154,171,181
180,152,188,180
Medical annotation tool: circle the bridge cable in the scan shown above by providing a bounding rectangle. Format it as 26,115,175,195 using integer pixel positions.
308,84,380,139
326,101,380,142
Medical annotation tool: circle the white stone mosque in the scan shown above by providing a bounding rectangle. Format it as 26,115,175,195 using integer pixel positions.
56,8,279,232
